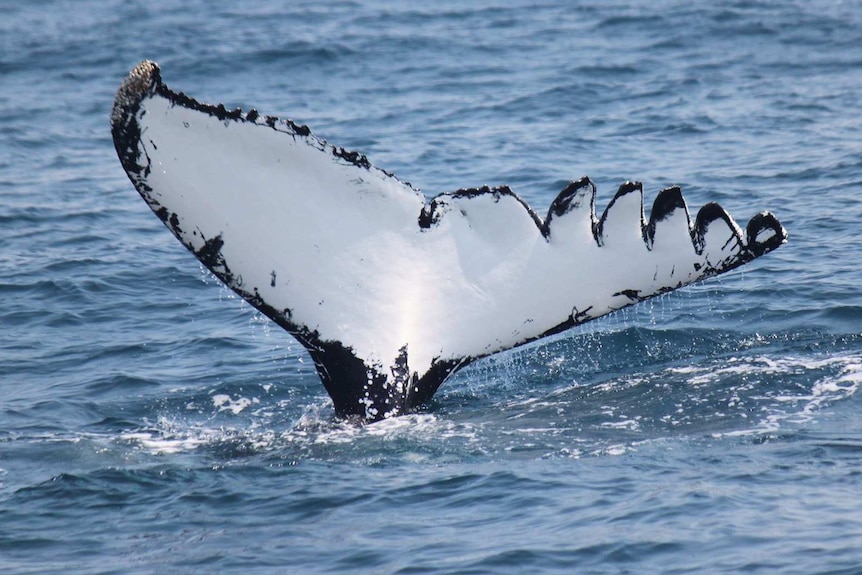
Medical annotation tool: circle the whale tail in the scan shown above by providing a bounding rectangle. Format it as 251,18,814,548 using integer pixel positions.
111,61,786,421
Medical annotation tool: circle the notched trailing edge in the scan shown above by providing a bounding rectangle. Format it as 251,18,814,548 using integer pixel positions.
111,60,788,422
111,60,787,267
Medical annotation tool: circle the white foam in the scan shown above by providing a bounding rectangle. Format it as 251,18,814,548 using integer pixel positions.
704,354,862,436
601,418,641,431
121,430,208,454
590,443,630,456
212,394,258,415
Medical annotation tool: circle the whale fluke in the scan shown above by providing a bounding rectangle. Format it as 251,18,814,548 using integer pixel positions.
111,60,787,421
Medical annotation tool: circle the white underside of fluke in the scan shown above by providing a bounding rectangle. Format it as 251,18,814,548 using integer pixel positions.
111,61,786,420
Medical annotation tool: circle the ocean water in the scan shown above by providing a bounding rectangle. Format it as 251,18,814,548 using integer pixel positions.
2,0,862,573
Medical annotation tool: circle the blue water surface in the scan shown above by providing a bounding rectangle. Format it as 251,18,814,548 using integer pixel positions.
2,1,862,573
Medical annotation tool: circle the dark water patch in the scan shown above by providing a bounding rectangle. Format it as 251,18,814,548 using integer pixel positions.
594,14,668,31
235,42,355,69
379,470,529,508
82,374,165,397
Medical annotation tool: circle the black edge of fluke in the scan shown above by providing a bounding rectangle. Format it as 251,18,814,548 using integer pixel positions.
646,186,689,247
110,60,159,189
692,202,740,255
746,211,787,257
595,181,645,246
543,176,596,238
111,60,788,423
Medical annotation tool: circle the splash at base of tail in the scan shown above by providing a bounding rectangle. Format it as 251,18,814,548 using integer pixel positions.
110,60,786,421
